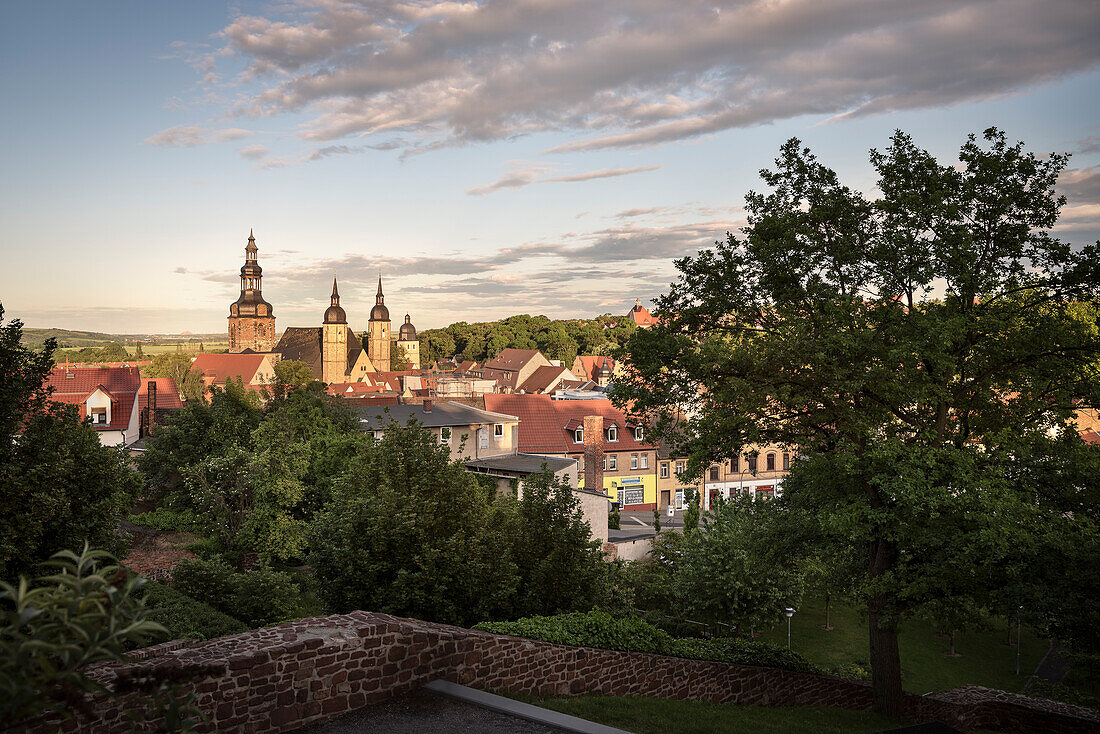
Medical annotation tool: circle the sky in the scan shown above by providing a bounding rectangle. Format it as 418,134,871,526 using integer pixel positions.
1,0,1099,335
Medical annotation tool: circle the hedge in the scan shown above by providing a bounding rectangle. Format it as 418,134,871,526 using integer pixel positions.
475,609,820,674
141,581,248,642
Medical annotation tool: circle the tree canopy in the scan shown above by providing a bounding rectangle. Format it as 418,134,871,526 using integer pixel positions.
617,129,1100,716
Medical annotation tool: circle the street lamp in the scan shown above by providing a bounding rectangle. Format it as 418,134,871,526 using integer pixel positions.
784,607,796,649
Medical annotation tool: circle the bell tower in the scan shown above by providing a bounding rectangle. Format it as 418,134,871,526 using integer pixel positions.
367,274,391,371
228,230,276,353
322,276,348,384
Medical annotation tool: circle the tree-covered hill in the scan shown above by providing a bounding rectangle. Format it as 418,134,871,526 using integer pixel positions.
417,313,638,366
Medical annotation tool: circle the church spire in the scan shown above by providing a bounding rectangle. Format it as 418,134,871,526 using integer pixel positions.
331,275,340,306
376,272,384,303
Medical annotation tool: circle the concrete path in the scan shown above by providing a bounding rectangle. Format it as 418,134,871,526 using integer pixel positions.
1026,640,1072,691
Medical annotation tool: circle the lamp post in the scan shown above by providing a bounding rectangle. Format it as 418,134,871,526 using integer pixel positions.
784,607,796,649
738,467,758,496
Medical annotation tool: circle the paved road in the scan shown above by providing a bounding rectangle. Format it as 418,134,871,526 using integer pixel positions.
608,509,686,542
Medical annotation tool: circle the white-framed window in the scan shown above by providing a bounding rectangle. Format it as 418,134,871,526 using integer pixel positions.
675,460,685,475
634,426,644,441
494,423,504,438
373,430,384,440
607,425,618,442
630,454,638,470
90,407,107,425
608,454,618,470
440,427,451,444
602,456,607,471
660,462,669,478
622,488,644,506
574,427,583,443
640,454,648,469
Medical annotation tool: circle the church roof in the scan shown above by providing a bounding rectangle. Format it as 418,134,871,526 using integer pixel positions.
273,325,365,381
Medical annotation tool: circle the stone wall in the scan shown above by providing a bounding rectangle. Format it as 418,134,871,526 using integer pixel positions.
23,613,1099,734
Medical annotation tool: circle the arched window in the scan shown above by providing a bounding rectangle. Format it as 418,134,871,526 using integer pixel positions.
766,453,776,471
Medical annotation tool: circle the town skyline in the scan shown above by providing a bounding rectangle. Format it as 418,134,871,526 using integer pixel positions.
2,1,1099,333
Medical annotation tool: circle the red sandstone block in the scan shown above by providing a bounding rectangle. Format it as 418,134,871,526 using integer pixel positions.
269,706,300,727
277,690,295,707
321,695,349,715
348,692,366,709
331,670,348,684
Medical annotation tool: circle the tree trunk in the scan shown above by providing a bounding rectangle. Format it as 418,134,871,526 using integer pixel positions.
868,537,905,718
825,594,832,630
949,630,956,656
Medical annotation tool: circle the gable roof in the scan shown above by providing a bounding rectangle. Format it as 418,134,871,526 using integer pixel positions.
519,364,573,394
572,355,615,381
483,348,543,370
46,366,141,431
273,327,322,372
484,394,653,455
191,353,269,386
628,302,657,327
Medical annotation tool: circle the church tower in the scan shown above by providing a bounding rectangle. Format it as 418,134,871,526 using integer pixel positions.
321,277,348,383
396,314,420,369
367,275,391,371
228,230,276,353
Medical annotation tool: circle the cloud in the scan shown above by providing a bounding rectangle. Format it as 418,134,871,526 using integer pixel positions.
1058,166,1100,204
467,163,661,195
145,125,251,147
163,0,1100,157
239,144,270,160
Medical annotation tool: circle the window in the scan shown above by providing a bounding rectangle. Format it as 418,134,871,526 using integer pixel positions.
90,407,107,425
732,455,739,473
494,423,504,437
607,425,618,442
634,426,644,441
608,454,618,470
675,461,685,475
766,453,776,471
602,456,607,471
783,452,790,471
748,455,758,474
660,462,669,478
622,488,644,506
630,454,638,470
640,454,648,469
440,427,451,444
574,427,583,443
709,466,719,481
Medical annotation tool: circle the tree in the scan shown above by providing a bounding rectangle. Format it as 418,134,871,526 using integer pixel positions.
145,352,204,402
265,358,316,402
0,306,140,578
389,346,413,372
310,420,518,626
617,130,1100,715
135,343,144,358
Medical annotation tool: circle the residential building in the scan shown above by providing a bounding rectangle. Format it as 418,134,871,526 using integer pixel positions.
655,440,700,512
191,352,280,394
484,394,658,510
701,446,792,510
45,365,142,446
228,230,277,353
627,299,658,328
571,356,615,387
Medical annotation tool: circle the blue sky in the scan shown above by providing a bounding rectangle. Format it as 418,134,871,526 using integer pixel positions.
2,1,1099,334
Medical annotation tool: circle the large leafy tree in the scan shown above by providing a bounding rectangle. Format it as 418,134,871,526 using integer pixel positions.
617,130,1100,715
0,306,140,578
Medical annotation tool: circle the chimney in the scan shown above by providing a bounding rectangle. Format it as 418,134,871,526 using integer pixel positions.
148,381,158,433
423,398,432,413
583,414,604,494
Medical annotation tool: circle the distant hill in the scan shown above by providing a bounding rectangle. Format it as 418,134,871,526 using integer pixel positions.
21,328,226,349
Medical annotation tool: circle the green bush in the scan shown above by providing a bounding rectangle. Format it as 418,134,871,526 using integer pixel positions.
171,558,302,628
475,609,819,674
128,508,205,534
608,506,621,530
140,581,247,642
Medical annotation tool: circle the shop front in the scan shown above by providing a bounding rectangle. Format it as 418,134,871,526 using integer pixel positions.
607,474,657,511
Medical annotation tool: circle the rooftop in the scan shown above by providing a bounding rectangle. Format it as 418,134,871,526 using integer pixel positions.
355,401,519,430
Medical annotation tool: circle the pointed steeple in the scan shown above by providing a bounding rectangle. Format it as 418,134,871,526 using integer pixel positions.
376,272,384,303
324,274,347,324
331,275,340,306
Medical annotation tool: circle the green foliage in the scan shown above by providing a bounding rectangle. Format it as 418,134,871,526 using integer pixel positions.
171,558,302,628
310,419,517,626
266,359,317,402
0,545,168,729
617,129,1100,714
419,313,636,365
128,507,205,534
682,486,700,532
608,505,621,530
0,305,140,578
475,609,818,674
140,581,247,642
144,352,205,402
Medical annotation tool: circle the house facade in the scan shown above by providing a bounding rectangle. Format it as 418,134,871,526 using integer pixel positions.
701,445,792,510
45,366,142,446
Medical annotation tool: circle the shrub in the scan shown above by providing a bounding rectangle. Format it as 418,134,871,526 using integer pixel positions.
128,508,205,534
608,506,621,530
140,582,247,642
171,558,301,628
475,609,819,675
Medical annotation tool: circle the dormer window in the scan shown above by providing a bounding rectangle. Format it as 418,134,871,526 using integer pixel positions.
634,426,644,441
607,425,618,442
574,427,583,443
90,407,107,425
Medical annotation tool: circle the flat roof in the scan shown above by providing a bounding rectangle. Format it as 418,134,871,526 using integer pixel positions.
464,453,576,474
356,401,518,430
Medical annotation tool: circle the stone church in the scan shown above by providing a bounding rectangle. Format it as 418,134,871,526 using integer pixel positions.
227,231,420,381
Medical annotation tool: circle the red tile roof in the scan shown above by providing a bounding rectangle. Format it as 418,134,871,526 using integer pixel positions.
46,366,141,431
483,348,543,370
139,378,185,411
519,365,572,394
483,394,653,455
628,302,657,327
572,355,615,381
1081,428,1100,445
191,353,268,386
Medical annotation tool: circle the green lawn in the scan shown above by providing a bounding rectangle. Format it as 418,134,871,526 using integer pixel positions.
510,694,910,734
757,596,1046,694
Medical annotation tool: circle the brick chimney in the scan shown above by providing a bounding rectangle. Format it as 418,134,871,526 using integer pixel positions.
583,414,604,493
423,398,432,413
148,380,157,432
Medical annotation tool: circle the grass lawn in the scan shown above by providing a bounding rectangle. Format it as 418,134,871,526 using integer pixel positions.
758,596,1047,694
510,694,910,734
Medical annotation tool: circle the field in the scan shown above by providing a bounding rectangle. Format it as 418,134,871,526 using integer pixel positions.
757,596,1046,695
